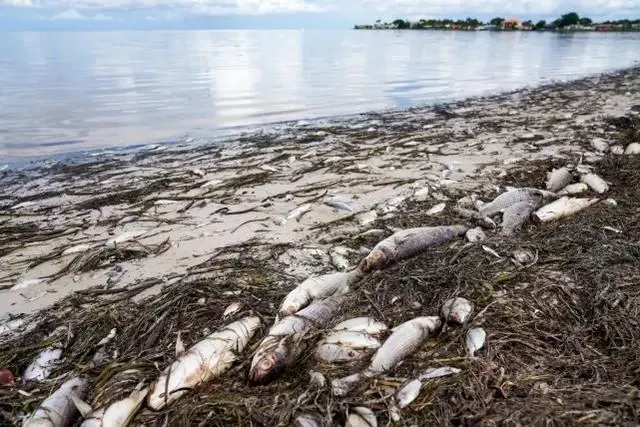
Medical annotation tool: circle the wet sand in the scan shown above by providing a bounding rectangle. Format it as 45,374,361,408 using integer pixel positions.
1,66,639,318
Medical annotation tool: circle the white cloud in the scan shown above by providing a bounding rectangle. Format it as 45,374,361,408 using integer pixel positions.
50,7,111,19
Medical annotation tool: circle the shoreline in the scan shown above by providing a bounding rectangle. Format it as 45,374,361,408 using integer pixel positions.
1,65,639,318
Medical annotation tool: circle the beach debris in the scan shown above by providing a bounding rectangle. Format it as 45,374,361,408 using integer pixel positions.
441,297,474,325
287,203,312,221
346,407,377,427
466,328,487,357
106,230,147,247
332,317,388,335
453,206,496,229
356,210,378,226
479,188,553,217
610,145,625,155
580,173,609,194
379,196,407,214
603,226,622,233
10,278,44,291
200,179,222,189
72,384,148,427
62,244,91,256
500,200,537,236
154,199,180,206
324,195,355,212
23,376,88,427
358,225,468,273
456,194,478,209
512,248,537,266
590,138,610,153
624,142,640,155
223,302,242,318
96,328,116,347
426,202,446,216
558,183,589,195
279,269,362,316
604,198,617,206
534,197,599,222
465,227,486,243
259,164,279,173
0,368,15,386
482,245,501,259
331,316,441,396
412,187,430,202
189,168,205,177
545,167,573,192
250,296,344,385
419,366,461,380
23,327,69,381
147,316,261,410
395,379,422,409
309,370,327,388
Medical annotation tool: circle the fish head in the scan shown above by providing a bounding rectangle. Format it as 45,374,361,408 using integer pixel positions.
248,339,289,385
358,249,388,273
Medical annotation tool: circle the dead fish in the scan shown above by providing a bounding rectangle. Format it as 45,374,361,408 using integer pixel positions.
456,194,478,209
72,384,148,427
309,371,327,388
610,145,625,155
294,414,323,427
580,173,609,194
106,230,146,247
322,330,380,348
200,179,222,189
356,210,378,226
512,248,537,266
287,204,312,221
412,187,430,202
332,317,388,335
23,376,88,427
482,245,501,259
452,206,496,229
330,251,350,272
395,379,422,409
11,278,44,291
441,297,474,325
250,296,344,385
534,197,599,222
545,167,573,192
259,164,279,173
590,138,609,153
418,366,461,380
24,327,69,381
279,270,362,316
426,202,446,216
315,343,369,363
324,196,355,212
153,199,179,206
147,316,261,410
465,227,485,243
223,302,242,318
558,183,589,195
480,188,554,217
358,225,468,273
346,407,377,427
500,200,537,236
379,196,406,214
62,244,91,256
465,328,486,357
625,142,640,155
189,168,205,178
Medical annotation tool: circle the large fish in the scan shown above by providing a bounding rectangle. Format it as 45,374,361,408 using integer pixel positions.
358,226,468,273
533,197,599,222
71,385,148,427
147,316,261,410
580,174,609,194
500,200,537,236
23,376,88,427
545,167,573,192
279,270,362,316
249,296,344,385
479,188,555,217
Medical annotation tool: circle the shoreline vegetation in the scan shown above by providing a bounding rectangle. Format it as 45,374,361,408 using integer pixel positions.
354,12,640,32
1,67,640,426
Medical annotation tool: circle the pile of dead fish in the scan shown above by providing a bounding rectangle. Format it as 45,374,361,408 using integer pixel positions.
12,164,612,427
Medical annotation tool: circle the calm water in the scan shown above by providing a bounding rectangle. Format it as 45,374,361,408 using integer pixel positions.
1,30,639,160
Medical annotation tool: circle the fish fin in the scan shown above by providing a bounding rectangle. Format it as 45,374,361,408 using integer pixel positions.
175,331,185,357
70,393,93,418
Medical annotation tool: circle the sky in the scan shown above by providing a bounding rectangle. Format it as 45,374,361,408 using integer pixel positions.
0,0,639,30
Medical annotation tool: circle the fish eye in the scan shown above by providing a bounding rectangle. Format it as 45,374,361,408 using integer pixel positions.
258,358,273,371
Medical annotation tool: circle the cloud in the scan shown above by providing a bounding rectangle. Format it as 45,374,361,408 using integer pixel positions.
50,7,111,19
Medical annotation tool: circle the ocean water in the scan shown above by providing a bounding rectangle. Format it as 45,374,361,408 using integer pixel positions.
0,29,639,161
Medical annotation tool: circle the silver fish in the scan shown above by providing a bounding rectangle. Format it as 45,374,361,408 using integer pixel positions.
147,316,261,410
441,297,474,325
545,167,573,192
500,200,537,236
315,343,369,363
610,145,625,155
480,188,554,217
294,414,323,427
287,204,312,221
73,385,148,427
456,194,478,210
465,328,486,357
395,379,422,409
24,327,69,382
23,376,88,427
324,196,355,212
322,331,381,349
558,183,589,195
534,197,599,222
346,407,377,427
465,227,486,243
332,317,388,335
418,366,461,380
223,302,242,318
358,226,468,273
250,296,344,385
279,270,362,316
580,173,609,194
625,142,640,155
330,251,350,272
426,203,446,216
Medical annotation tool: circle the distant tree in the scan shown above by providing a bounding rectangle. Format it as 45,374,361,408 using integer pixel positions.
534,20,547,30
523,20,533,27
490,17,505,26
392,19,410,29
579,17,593,25
558,12,580,27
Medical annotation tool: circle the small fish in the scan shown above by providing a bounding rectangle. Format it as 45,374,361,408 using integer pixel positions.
395,379,422,409
456,194,478,209
175,331,185,357
147,316,261,410
62,244,91,256
625,142,640,155
23,376,88,427
324,196,355,212
106,230,147,247
441,297,474,325
315,343,368,363
558,183,589,195
11,278,44,291
322,331,381,349
287,203,312,221
329,251,350,272
359,225,468,273
452,207,496,229
580,174,609,194
590,138,609,153
500,200,537,236
512,248,537,266
465,328,486,357
223,302,242,318
545,167,573,192
426,202,446,216
200,179,222,189
332,317,388,335
279,269,362,316
259,164,279,173
356,210,378,226
346,407,377,427
418,366,461,380
534,197,599,222
308,371,326,388
73,384,148,427
603,198,617,206
482,245,501,259
480,188,554,217
0,368,15,386
96,328,116,347
250,296,344,385
610,145,625,155
153,199,179,206
465,227,486,243
294,414,323,427
24,327,68,381
412,187,430,201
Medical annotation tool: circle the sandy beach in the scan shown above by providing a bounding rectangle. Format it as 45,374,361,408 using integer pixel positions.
0,66,639,426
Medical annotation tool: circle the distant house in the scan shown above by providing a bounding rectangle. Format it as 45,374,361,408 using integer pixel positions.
501,18,522,30
477,24,498,31
595,24,615,31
